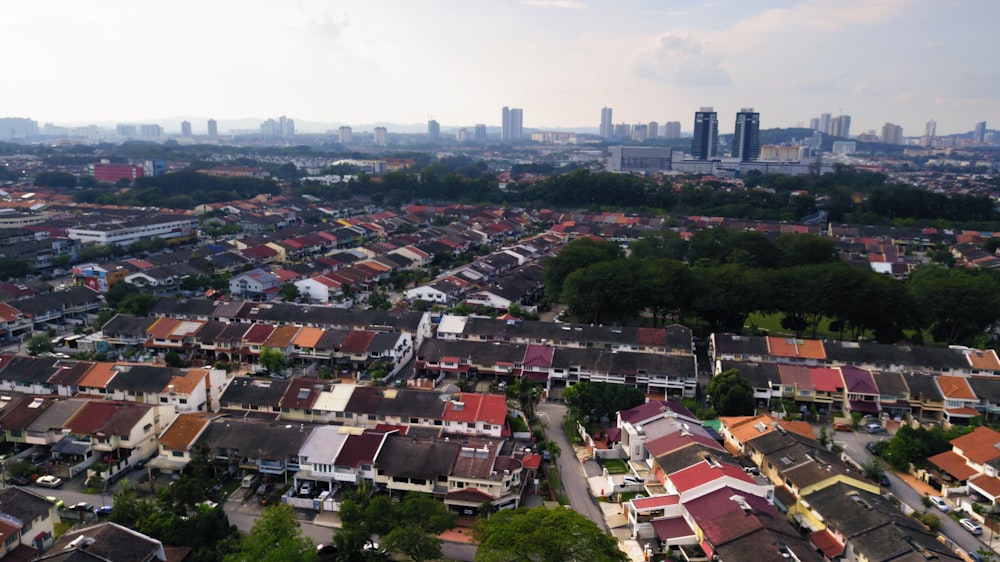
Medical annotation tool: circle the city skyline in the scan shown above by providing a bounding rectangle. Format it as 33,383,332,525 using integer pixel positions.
2,1,997,136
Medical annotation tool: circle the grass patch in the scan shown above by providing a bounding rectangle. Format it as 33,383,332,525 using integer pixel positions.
602,459,628,475
563,418,583,445
54,521,74,538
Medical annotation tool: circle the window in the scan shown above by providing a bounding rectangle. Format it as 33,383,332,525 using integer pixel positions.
172,451,184,457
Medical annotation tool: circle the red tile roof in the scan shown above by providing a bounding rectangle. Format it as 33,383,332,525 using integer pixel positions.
668,459,754,491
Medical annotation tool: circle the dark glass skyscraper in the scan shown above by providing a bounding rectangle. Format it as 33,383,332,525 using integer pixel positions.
732,108,760,162
691,107,718,160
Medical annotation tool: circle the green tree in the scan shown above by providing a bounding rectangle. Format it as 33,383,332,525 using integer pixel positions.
563,382,646,424
224,504,316,562
543,237,623,301
278,283,300,302
473,507,626,562
860,458,885,483
907,265,1000,344
26,333,53,356
259,347,291,375
705,369,754,416
164,350,183,368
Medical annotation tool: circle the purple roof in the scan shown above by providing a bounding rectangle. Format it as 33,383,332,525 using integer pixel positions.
840,366,878,394
522,344,554,368
619,400,698,426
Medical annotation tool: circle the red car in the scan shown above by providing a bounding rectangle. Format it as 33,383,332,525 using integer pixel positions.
833,423,852,432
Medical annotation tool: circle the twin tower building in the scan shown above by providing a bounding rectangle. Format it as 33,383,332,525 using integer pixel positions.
691,107,760,162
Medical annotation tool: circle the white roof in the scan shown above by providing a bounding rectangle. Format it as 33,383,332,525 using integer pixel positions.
437,315,468,336
313,383,355,413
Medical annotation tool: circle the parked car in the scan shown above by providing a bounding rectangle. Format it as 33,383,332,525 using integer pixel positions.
35,475,63,488
316,544,338,558
68,502,94,512
960,518,982,535
866,423,886,434
865,442,879,455
95,505,113,517
299,482,312,496
879,474,891,487
928,496,950,512
6,475,31,486
45,496,65,509
833,423,852,432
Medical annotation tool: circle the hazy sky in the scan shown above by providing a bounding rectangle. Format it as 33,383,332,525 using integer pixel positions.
4,0,996,136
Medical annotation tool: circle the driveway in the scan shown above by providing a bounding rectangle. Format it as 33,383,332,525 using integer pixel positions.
536,401,607,532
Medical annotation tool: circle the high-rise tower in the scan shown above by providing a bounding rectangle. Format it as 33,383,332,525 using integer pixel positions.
600,107,613,138
691,107,718,160
428,119,440,141
732,108,760,162
502,107,523,141
207,119,218,138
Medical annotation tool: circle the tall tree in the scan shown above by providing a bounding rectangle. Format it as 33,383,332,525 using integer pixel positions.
543,237,623,301
705,369,755,416
224,504,316,562
908,265,1000,344
474,507,626,562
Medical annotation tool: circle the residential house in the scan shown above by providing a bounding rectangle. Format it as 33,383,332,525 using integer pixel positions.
229,268,281,301
0,486,61,554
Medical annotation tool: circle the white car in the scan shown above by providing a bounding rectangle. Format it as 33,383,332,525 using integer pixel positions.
35,475,63,488
959,518,982,535
929,496,950,512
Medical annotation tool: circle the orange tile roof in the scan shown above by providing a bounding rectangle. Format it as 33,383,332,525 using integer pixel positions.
971,474,1000,498
720,415,777,444
292,327,325,348
766,336,826,360
263,325,301,348
950,426,1000,464
147,317,181,339
168,369,207,395
966,349,1000,371
77,362,118,388
158,413,216,451
928,450,979,480
936,376,977,400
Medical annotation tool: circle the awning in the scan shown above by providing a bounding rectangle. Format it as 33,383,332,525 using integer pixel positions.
810,529,844,558
651,517,695,542
848,400,880,414
52,435,90,455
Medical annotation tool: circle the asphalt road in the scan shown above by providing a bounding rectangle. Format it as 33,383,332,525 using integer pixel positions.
835,427,996,559
537,401,608,532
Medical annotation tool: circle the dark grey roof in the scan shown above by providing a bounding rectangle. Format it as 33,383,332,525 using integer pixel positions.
720,361,780,389
149,297,219,318
0,486,57,527
459,317,693,352
375,435,460,480
9,286,100,316
902,372,943,401
712,333,769,356
42,521,163,562
871,371,907,397
219,377,290,408
101,314,157,337
824,340,969,371
376,389,447,419
0,356,58,384
416,339,528,368
968,376,1000,403
198,419,310,460
105,365,179,393
655,444,735,475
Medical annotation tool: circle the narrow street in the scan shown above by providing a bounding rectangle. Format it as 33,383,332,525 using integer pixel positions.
536,401,608,532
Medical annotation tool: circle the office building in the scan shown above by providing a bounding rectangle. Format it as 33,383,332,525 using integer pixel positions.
207,119,218,138
647,122,658,139
0,117,38,139
600,107,613,138
731,108,761,162
502,107,523,141
139,124,162,139
829,115,851,138
427,119,440,141
374,127,388,146
180,120,192,137
691,107,718,160
614,123,632,138
664,121,682,139
925,119,937,138
809,117,820,131
93,162,144,184
974,121,987,143
632,124,648,141
607,146,673,173
819,113,832,134
881,122,903,145
474,124,487,143
338,126,352,144
456,128,467,142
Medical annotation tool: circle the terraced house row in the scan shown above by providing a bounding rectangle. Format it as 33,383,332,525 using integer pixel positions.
712,333,1000,425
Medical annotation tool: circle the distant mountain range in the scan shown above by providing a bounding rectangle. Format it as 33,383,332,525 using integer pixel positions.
50,116,601,136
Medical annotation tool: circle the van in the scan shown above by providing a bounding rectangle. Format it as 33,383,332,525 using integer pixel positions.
241,475,259,488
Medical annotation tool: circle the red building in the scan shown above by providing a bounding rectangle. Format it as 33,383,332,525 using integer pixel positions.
93,163,144,184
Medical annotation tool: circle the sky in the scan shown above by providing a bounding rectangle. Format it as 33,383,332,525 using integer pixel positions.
3,0,997,136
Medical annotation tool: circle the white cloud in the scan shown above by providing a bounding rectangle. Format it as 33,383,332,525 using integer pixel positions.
632,33,730,86
521,0,585,8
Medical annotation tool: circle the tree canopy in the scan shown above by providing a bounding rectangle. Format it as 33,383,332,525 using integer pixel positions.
564,382,647,424
224,504,316,562
335,489,456,562
473,507,626,562
705,369,754,416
